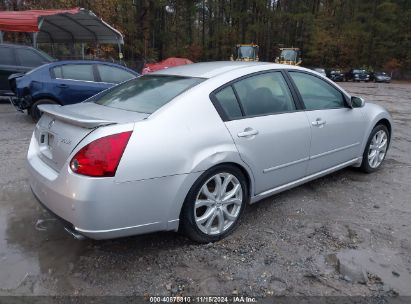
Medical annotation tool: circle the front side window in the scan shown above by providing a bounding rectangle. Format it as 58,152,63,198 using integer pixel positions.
53,64,95,82
97,65,135,84
289,72,345,110
232,72,296,116
94,75,204,114
16,49,47,67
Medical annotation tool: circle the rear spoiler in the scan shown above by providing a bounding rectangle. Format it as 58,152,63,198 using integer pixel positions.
38,104,115,129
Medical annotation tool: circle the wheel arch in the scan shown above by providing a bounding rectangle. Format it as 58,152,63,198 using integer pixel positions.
215,161,253,199
376,118,392,141
359,103,393,155
31,94,62,106
169,160,256,232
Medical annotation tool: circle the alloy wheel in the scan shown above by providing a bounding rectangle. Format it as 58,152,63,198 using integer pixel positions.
368,130,388,168
194,173,243,235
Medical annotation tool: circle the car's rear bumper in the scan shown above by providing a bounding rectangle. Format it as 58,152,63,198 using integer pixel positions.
29,165,192,239
10,94,31,111
27,134,199,240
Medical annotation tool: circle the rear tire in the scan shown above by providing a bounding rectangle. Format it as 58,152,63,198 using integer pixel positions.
180,165,248,243
30,99,57,122
360,124,390,173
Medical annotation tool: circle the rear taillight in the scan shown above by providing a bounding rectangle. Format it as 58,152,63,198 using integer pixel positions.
70,131,132,177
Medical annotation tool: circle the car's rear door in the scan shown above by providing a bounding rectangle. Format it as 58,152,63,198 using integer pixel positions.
51,63,102,105
212,71,311,195
287,71,366,175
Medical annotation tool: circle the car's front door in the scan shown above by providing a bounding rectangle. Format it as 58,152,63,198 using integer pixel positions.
288,71,367,175
51,64,103,105
213,71,311,195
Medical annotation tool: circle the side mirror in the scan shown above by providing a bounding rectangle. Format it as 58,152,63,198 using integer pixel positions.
351,96,365,108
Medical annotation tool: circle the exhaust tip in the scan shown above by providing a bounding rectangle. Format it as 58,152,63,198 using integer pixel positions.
64,226,86,240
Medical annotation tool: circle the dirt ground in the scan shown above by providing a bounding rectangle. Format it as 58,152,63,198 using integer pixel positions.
0,82,410,297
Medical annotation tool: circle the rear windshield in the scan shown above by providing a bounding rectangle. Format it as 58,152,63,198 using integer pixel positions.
94,75,204,114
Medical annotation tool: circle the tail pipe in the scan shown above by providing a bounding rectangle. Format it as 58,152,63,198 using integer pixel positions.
64,226,86,240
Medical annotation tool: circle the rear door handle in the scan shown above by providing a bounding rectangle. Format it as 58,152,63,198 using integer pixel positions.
57,84,69,88
238,128,259,138
311,118,326,127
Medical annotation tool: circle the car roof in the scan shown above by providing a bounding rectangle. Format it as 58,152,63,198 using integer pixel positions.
39,60,138,74
48,60,124,65
152,61,293,78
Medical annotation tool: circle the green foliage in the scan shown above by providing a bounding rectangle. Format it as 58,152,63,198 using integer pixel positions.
4,0,410,74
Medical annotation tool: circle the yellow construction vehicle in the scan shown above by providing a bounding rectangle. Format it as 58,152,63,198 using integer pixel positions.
275,47,302,65
230,44,259,62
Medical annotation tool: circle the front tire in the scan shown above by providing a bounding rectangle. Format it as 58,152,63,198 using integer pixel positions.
180,165,248,243
360,124,390,173
30,99,58,122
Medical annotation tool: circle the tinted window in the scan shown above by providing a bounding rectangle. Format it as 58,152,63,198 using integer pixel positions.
97,65,135,83
214,86,242,119
289,72,345,110
232,72,295,116
0,47,14,65
53,64,95,81
16,49,47,67
94,75,203,114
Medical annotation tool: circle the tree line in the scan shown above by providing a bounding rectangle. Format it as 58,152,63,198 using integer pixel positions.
2,0,410,76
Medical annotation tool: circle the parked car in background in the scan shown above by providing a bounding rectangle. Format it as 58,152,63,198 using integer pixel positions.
310,68,327,77
142,57,193,74
0,44,54,96
28,62,392,242
326,69,344,82
9,60,139,121
345,69,370,82
370,71,391,83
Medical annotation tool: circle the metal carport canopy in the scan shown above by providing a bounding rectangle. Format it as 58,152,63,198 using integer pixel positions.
0,7,124,44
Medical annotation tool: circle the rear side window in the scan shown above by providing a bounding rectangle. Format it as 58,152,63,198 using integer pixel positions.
232,72,296,116
16,49,46,67
0,47,14,65
289,72,345,110
94,75,204,114
214,86,242,119
53,64,95,82
97,64,135,84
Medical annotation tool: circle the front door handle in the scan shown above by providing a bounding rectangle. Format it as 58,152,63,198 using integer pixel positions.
57,84,69,88
311,118,326,127
238,128,259,138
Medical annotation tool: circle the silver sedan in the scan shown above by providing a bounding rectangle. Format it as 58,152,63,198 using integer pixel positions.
28,62,392,242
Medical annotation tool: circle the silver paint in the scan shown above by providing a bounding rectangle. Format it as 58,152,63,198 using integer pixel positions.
27,62,393,239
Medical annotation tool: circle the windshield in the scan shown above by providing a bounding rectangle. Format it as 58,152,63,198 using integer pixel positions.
94,75,204,114
353,69,367,74
280,50,298,61
238,46,256,59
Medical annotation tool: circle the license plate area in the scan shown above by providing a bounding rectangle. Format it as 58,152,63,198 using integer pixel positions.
38,131,55,159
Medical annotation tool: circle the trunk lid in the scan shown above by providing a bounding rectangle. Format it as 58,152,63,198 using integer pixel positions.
34,103,149,172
